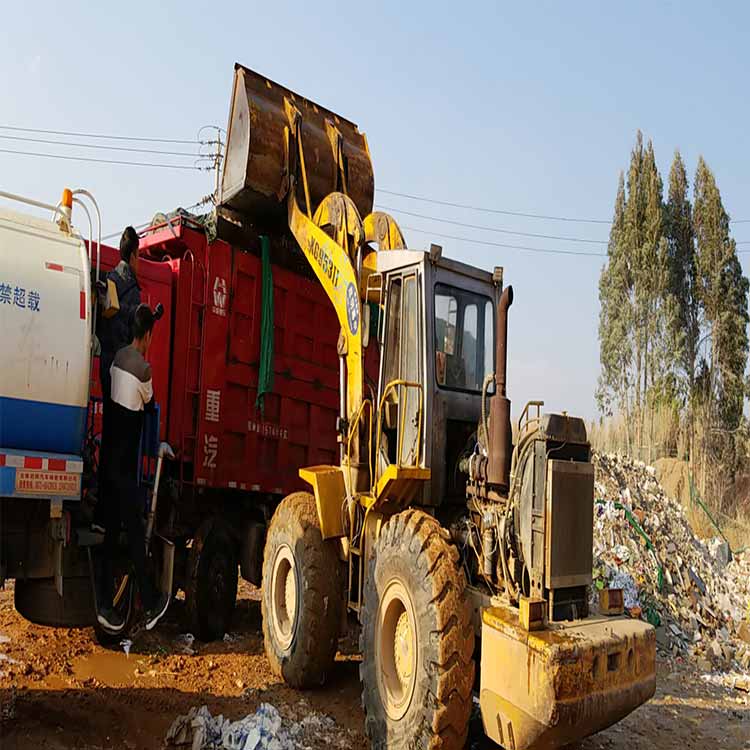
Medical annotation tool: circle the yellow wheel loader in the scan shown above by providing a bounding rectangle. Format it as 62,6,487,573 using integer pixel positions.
219,64,656,750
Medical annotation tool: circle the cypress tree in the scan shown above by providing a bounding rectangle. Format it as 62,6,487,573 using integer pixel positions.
665,150,698,456
597,172,632,432
623,132,646,444
598,132,677,457
693,157,749,480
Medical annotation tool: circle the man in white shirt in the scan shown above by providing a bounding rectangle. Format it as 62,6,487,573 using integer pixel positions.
97,304,169,632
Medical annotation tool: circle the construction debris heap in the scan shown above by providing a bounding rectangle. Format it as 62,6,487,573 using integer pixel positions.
592,453,750,674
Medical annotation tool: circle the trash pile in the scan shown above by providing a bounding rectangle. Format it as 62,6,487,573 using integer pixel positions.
701,670,750,693
165,703,341,750
592,453,750,675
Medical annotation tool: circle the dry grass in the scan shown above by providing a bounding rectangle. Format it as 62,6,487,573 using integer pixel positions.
588,405,684,463
590,410,750,551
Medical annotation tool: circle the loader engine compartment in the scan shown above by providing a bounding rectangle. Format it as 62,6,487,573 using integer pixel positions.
458,412,595,622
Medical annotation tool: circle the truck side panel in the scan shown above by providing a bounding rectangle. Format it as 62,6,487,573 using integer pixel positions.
192,242,340,494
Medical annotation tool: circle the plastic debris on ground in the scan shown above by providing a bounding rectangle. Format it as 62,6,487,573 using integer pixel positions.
701,671,750,693
165,702,343,750
592,453,750,674
176,633,196,655
120,639,133,657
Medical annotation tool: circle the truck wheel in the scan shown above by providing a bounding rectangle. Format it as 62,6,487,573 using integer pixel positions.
261,491,343,688
360,509,475,750
185,520,239,641
15,576,94,628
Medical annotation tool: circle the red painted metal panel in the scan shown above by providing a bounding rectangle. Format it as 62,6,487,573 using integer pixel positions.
91,219,378,499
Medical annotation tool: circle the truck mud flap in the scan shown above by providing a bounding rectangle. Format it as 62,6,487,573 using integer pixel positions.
156,535,175,596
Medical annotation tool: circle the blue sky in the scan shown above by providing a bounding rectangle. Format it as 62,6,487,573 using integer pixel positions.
1,1,748,418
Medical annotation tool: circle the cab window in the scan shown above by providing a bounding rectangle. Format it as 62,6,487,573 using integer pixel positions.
435,284,494,392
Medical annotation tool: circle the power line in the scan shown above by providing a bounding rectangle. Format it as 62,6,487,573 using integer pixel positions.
378,187,750,226
378,188,612,225
0,133,200,157
0,147,203,170
0,124,199,145
401,224,605,258
377,204,607,245
402,221,750,257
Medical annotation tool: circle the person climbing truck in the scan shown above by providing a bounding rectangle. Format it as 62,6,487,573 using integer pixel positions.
93,226,142,535
97,304,170,632
98,226,142,402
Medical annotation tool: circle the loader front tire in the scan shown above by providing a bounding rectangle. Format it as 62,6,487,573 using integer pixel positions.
261,492,343,688
360,509,475,750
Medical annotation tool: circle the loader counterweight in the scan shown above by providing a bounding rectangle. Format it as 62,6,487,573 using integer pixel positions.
480,604,656,750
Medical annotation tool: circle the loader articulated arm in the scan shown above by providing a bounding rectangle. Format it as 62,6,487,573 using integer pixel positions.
286,190,363,423
281,100,367,426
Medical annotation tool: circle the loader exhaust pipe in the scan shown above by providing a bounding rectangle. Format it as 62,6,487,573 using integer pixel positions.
487,285,513,490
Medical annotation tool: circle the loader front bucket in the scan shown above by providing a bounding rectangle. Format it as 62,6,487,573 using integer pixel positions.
480,604,656,750
219,64,374,224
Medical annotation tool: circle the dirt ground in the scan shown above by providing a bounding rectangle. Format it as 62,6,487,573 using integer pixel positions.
1,581,748,750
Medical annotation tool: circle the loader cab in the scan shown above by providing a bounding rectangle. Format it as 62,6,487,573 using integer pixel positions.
375,250,498,506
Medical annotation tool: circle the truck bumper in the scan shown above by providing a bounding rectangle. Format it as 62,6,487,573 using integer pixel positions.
479,605,656,750
0,447,83,500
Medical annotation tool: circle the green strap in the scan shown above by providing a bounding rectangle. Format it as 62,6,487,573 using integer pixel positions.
688,474,734,552
255,235,274,416
595,498,664,592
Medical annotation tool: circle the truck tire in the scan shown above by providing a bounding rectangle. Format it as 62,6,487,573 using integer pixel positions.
261,491,343,688
15,576,94,628
185,519,239,641
360,509,475,750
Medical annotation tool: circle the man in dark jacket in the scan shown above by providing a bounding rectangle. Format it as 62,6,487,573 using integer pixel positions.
99,226,142,401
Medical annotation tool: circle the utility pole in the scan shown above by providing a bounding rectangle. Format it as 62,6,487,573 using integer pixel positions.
197,125,224,204
212,127,224,203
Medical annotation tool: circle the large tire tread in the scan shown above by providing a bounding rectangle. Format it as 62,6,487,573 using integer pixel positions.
261,492,342,689
360,509,474,750
185,519,239,641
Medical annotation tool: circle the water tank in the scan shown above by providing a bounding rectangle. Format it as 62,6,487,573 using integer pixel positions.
0,206,92,454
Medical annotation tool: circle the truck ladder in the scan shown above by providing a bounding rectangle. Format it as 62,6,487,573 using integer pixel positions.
179,250,207,489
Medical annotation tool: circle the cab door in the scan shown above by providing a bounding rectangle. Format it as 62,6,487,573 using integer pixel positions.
377,268,424,478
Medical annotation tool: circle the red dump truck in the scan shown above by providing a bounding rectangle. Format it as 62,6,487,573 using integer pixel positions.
10,210,378,640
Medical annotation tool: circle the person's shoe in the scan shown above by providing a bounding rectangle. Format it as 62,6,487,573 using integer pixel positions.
144,593,170,631
97,607,125,632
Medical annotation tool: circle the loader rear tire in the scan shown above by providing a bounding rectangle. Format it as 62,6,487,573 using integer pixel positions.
261,491,343,688
360,509,475,750
185,519,239,641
